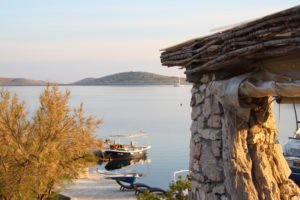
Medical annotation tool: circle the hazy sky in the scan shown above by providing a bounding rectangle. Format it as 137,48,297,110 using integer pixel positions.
0,0,299,83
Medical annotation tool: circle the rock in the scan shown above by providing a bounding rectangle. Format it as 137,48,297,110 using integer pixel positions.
189,138,195,168
221,195,229,200
291,195,300,200
192,106,202,120
213,184,226,194
190,96,196,107
206,193,219,200
193,142,201,161
278,180,300,199
248,131,266,144
193,133,201,143
198,129,222,140
197,142,223,182
193,161,201,171
191,85,200,94
248,125,266,144
188,86,300,199
192,173,205,182
196,116,206,129
212,97,222,114
199,84,207,93
202,164,223,182
200,75,210,83
271,144,291,180
203,98,212,118
211,140,222,157
198,183,214,193
206,87,211,96
197,190,206,200
200,142,217,165
190,121,198,134
195,93,205,105
212,74,216,81
208,115,222,128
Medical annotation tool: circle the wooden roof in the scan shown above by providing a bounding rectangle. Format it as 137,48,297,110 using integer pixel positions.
160,5,300,76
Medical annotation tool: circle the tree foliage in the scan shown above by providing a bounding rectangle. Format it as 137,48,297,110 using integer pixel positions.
138,177,191,200
0,86,101,200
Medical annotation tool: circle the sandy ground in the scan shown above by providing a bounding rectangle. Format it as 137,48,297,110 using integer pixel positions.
61,170,137,200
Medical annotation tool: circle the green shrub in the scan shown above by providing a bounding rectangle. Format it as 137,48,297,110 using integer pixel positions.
138,177,191,200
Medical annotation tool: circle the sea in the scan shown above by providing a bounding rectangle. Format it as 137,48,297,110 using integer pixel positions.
2,85,298,189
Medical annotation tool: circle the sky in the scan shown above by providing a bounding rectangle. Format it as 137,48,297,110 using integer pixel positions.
0,0,299,83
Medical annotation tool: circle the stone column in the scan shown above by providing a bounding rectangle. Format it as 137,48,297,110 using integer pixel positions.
190,75,227,200
189,75,300,200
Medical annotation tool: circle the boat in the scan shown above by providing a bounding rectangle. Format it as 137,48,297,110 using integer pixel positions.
282,99,300,183
105,156,151,170
284,135,300,183
101,132,151,161
285,155,300,182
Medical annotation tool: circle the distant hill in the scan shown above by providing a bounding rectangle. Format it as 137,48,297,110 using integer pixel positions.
72,72,187,85
0,78,47,86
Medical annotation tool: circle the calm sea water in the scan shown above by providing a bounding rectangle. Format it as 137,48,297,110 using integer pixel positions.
2,86,298,189
2,86,191,189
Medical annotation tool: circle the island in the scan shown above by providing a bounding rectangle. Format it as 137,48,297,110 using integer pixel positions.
0,72,187,86
0,78,47,86
72,71,187,86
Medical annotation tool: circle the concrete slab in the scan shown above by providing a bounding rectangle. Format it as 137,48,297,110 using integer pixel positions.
61,170,137,200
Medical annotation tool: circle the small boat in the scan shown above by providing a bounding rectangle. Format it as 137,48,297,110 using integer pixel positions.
101,132,151,161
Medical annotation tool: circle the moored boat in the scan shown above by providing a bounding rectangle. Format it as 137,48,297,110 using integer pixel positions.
285,155,300,182
284,136,300,183
281,99,300,183
101,132,151,161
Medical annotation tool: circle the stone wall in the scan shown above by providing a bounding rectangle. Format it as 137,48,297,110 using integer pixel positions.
189,74,227,200
189,75,300,200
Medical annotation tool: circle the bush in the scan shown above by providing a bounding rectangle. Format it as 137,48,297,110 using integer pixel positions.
0,86,101,200
138,177,191,200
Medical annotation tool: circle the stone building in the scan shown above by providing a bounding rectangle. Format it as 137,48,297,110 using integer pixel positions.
161,6,300,200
